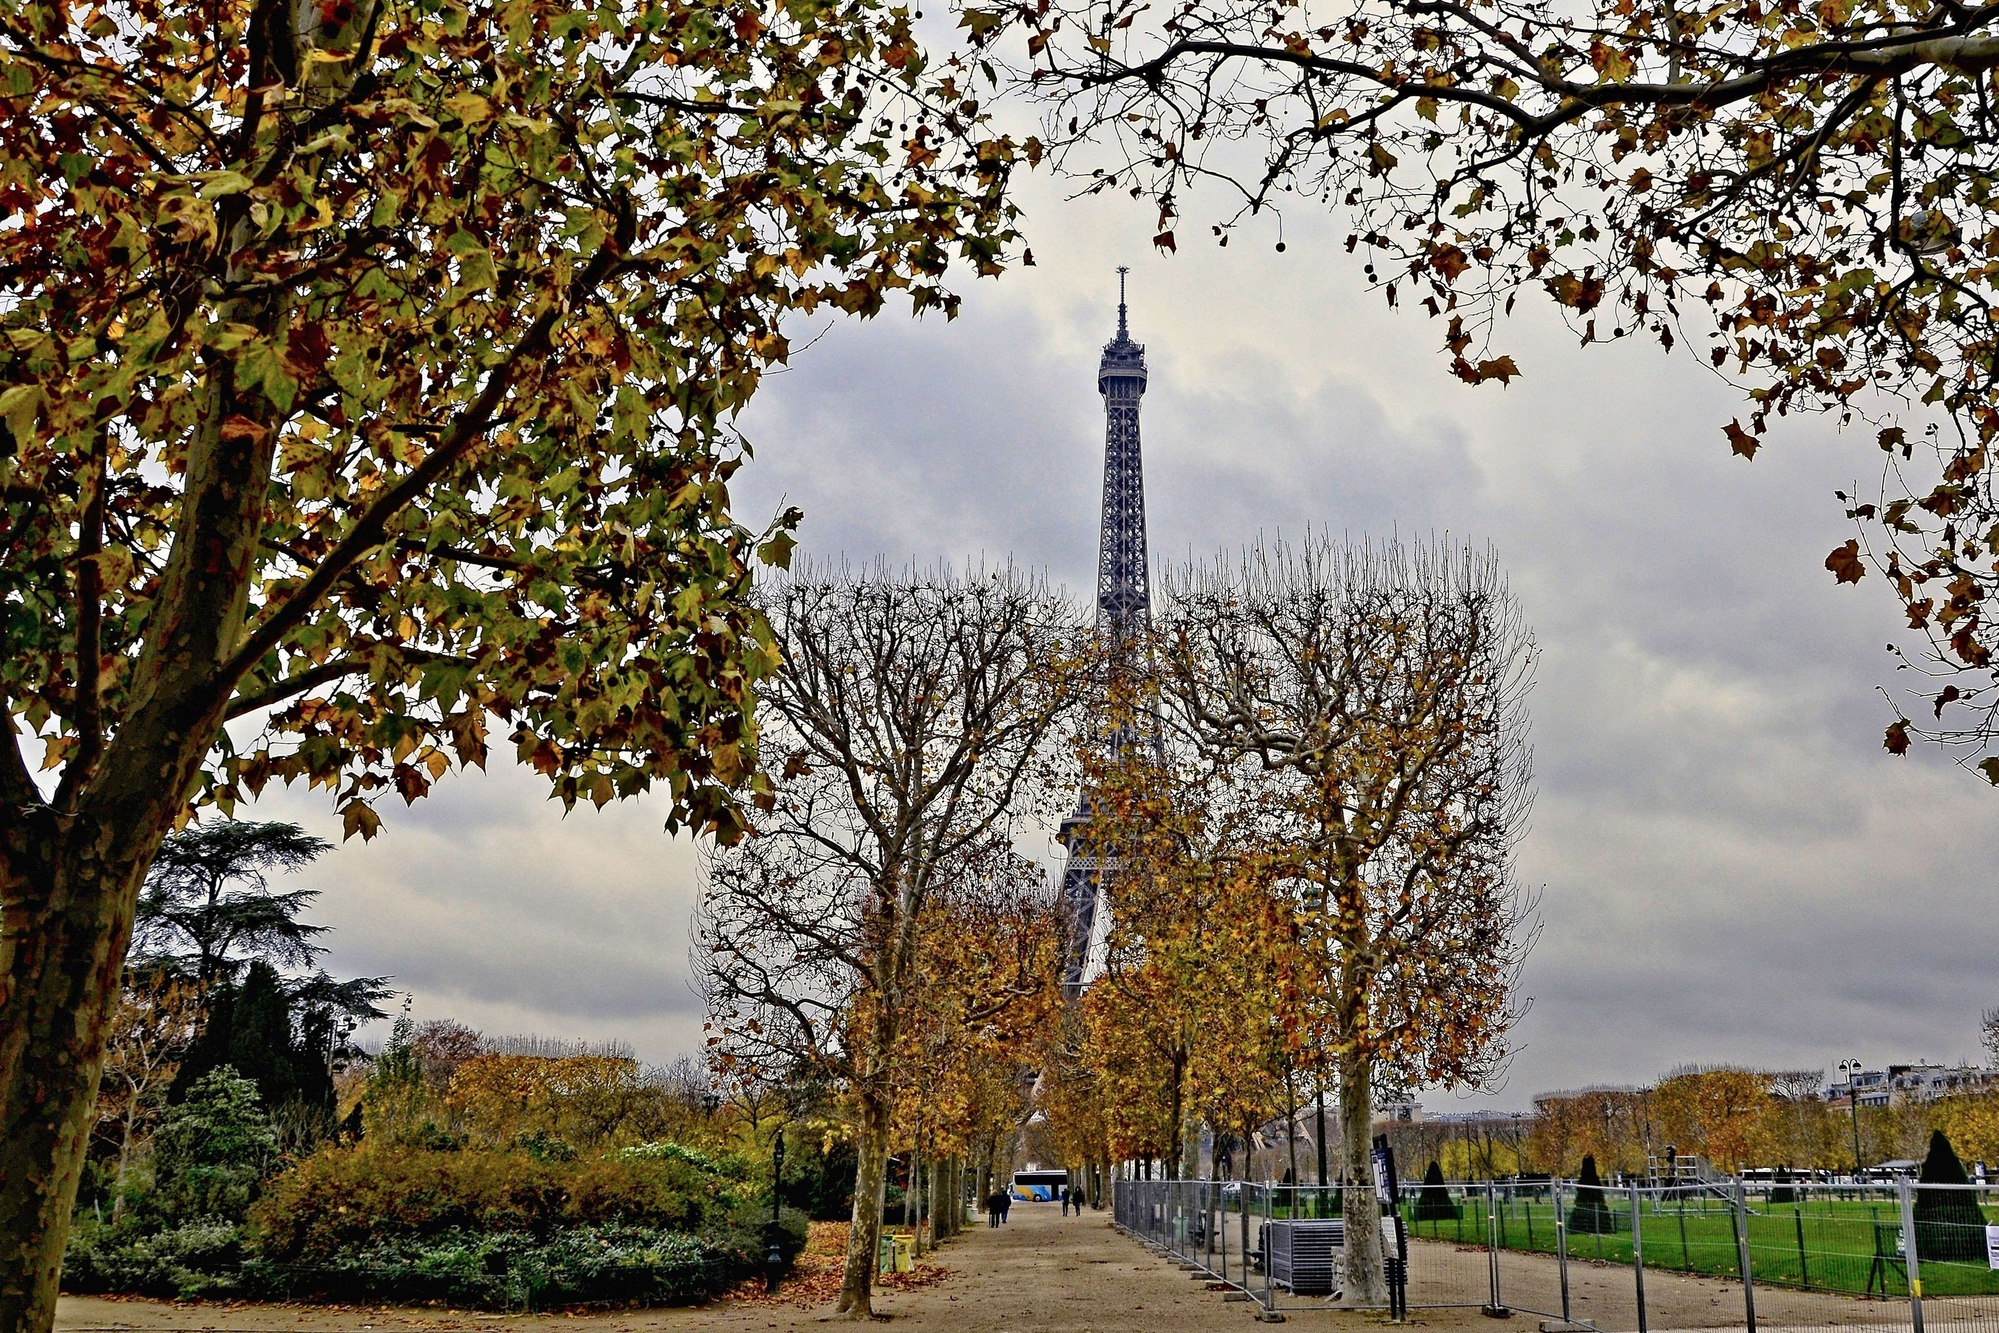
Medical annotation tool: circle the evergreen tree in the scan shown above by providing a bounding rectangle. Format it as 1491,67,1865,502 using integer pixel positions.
134,823,334,985
139,818,387,1129
171,962,342,1125
1414,1159,1459,1222
1915,1130,1989,1262
1567,1154,1616,1235
151,1068,278,1222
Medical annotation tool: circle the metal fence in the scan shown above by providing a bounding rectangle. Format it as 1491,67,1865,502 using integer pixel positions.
1113,1176,1999,1328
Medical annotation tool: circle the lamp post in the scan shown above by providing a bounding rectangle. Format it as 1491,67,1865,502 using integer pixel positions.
1837,1059,1865,1181
766,1127,786,1293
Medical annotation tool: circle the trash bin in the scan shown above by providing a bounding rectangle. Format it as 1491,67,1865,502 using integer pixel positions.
877,1234,913,1274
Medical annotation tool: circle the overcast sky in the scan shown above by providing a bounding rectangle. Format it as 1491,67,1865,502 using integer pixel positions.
265,165,1999,1111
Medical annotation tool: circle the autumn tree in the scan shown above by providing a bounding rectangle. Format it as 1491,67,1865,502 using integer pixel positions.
897,864,1064,1249
1073,746,1300,1182
965,0,1999,772
1155,535,1536,1303
696,565,1077,1318
1528,1086,1649,1177
91,973,202,1221
1650,1066,1777,1171
0,0,1031,1317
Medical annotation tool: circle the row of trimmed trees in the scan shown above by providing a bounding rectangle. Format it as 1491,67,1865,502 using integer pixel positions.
1035,537,1539,1305
694,539,1540,1312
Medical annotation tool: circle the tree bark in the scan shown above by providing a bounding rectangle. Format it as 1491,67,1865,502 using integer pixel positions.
835,1093,889,1317
1338,1046,1387,1305
0,820,156,1333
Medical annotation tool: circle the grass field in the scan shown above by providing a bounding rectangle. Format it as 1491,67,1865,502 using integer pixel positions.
1379,1192,1999,1299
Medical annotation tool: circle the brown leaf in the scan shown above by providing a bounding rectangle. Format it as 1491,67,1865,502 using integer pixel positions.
1884,720,1910,755
1825,539,1866,584
220,414,269,444
1723,419,1760,459
1153,230,1176,252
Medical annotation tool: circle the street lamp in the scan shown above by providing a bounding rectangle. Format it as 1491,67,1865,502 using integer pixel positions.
766,1127,787,1293
1837,1059,1865,1180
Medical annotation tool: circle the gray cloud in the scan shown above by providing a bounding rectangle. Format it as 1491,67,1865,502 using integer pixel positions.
259,172,1998,1110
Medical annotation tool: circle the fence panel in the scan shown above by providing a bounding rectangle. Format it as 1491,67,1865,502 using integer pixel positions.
1400,1178,1504,1312
1111,1173,1999,1329
1901,1180,1999,1333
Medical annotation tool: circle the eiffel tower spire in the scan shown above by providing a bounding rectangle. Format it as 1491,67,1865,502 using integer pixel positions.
1094,265,1152,642
1059,271,1154,994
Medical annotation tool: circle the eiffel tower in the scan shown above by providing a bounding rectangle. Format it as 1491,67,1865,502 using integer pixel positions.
1059,269,1154,996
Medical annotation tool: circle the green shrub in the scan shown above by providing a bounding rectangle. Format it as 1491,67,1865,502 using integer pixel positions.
617,1141,748,1179
1567,1155,1615,1235
1413,1160,1458,1222
152,1068,277,1224
566,1156,714,1229
1915,1129,1989,1262
251,1147,571,1259
238,1217,809,1309
250,1146,732,1261
63,1217,245,1299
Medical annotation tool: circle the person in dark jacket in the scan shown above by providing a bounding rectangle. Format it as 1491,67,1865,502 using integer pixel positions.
999,1189,1011,1223
985,1191,1003,1227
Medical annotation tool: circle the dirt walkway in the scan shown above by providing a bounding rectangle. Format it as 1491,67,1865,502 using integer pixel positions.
53,1204,1936,1332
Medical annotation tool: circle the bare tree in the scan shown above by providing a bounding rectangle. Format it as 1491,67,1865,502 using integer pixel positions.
93,973,201,1222
1156,535,1537,1303
697,564,1077,1318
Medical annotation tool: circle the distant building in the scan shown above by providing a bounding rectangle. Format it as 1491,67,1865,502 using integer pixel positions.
1825,1062,1996,1106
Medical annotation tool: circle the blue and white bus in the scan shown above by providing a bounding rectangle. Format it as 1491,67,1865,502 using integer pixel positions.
1012,1169,1071,1201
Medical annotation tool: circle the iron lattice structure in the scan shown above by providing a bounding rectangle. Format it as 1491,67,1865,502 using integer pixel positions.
1059,270,1152,995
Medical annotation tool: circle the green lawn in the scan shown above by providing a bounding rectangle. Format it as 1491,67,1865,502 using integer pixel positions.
1392,1193,1999,1299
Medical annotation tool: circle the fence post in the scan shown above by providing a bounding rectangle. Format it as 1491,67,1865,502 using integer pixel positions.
1554,1177,1572,1323
1899,1174,1926,1333
1630,1182,1648,1333
1794,1203,1810,1291
1231,1183,1247,1295
1262,1183,1284,1321
1485,1178,1505,1315
1732,1175,1757,1333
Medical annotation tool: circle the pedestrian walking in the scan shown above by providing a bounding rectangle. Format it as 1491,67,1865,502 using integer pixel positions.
1060,1186,1071,1216
985,1191,1003,1227
999,1189,1011,1223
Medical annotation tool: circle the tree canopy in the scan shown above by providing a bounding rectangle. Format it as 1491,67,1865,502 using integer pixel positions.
0,0,1031,1321
972,0,1999,767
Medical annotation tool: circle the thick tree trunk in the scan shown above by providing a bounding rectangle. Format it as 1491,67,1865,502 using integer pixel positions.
835,1094,889,1317
3,303,280,1333
1338,1047,1387,1305
0,819,153,1333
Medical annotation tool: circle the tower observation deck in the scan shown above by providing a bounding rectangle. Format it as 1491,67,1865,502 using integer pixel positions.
1058,269,1154,995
